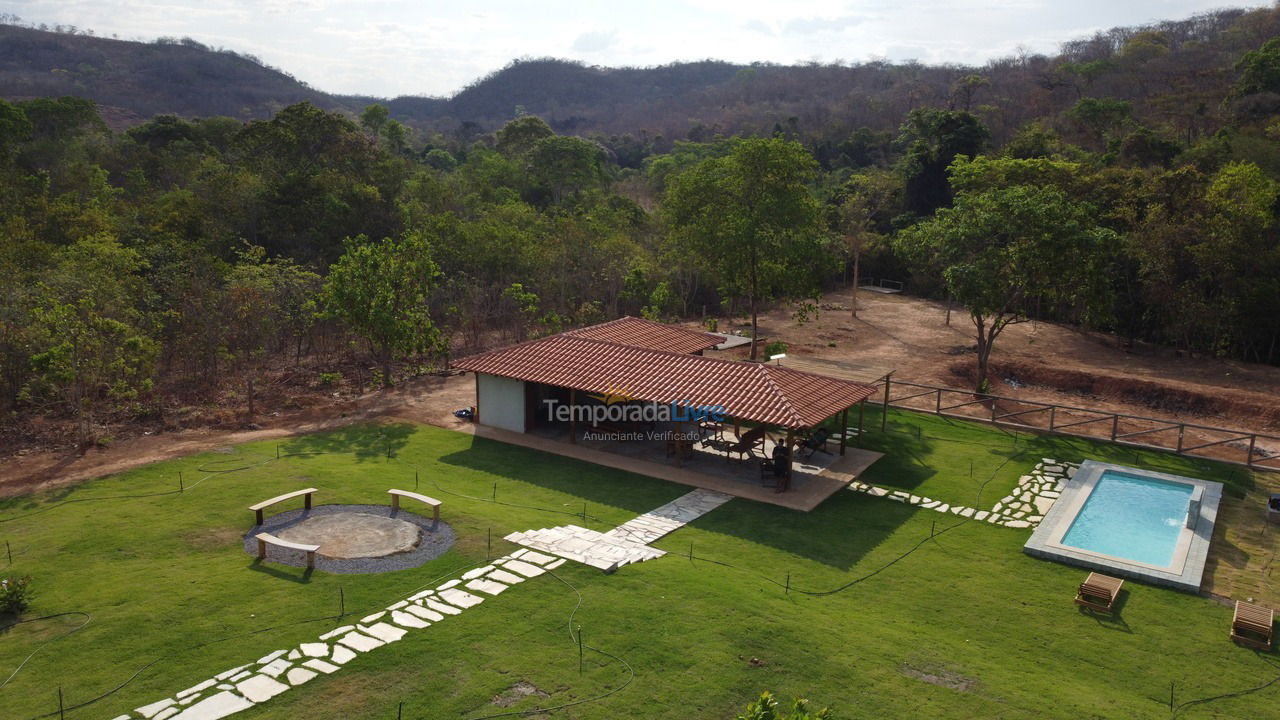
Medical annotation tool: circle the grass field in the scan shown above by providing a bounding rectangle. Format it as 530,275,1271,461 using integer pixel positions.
0,409,1275,720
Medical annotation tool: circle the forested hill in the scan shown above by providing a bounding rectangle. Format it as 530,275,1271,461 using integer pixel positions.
0,23,369,127
6,6,1280,144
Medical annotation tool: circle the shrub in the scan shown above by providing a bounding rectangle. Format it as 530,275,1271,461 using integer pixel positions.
763,340,789,358
737,691,832,720
0,575,32,615
317,371,344,387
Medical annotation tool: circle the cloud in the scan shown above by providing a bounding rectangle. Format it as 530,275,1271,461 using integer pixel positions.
782,15,868,35
742,19,773,35
572,29,619,53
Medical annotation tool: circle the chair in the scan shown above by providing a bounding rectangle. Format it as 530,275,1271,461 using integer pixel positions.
725,425,768,462
760,445,793,492
1074,572,1124,613
1231,600,1274,650
800,428,833,459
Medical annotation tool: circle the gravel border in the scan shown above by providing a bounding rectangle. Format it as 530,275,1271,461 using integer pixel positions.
242,503,455,574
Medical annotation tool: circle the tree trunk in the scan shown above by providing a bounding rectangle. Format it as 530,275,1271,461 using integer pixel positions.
851,245,860,319
246,375,256,420
749,292,759,361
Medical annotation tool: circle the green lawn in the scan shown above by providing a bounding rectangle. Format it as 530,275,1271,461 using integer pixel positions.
0,410,1274,720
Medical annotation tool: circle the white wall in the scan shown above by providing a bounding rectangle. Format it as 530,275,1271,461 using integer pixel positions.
477,373,526,433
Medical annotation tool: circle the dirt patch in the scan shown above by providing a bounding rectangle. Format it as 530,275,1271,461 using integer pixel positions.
492,681,550,708
900,663,978,692
183,526,243,552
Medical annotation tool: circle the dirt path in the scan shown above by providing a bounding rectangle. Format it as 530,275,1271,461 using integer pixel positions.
1,374,475,499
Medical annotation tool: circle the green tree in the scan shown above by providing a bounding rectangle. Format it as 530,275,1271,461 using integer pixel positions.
664,137,828,359
527,135,608,204
324,232,443,385
495,115,554,157
737,691,832,720
896,109,988,217
897,185,1116,391
1234,37,1280,97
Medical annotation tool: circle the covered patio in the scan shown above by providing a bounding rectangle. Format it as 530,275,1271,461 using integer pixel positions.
454,332,885,510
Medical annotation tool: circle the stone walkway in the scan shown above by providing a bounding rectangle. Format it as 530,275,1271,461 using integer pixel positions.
506,488,732,572
847,459,1077,529
117,549,564,720
120,490,735,719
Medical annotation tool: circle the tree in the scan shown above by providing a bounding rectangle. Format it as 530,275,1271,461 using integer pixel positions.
664,137,829,359
1234,37,1280,97
737,691,832,720
527,135,608,204
896,109,988,217
896,184,1116,392
835,170,898,317
495,115,554,157
324,232,443,385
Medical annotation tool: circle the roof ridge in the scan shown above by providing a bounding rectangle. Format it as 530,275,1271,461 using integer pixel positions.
756,362,805,427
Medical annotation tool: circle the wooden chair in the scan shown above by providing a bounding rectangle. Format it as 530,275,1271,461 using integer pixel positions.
760,445,793,492
725,425,768,463
1231,600,1274,650
1074,572,1124,613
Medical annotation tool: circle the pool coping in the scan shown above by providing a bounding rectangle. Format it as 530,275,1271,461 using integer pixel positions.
1023,460,1223,593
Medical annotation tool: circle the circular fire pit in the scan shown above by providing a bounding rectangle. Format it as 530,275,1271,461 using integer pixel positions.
243,504,454,573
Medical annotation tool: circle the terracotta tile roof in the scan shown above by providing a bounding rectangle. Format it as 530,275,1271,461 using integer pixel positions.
455,334,877,428
563,316,721,354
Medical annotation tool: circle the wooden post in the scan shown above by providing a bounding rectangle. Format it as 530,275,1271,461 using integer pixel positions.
569,388,577,444
857,400,865,448
257,538,267,559
1111,415,1119,441
840,407,849,456
783,430,794,492
881,374,891,431
473,374,480,424
304,492,312,511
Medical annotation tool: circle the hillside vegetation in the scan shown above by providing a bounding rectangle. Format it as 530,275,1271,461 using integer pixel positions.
3,6,1280,453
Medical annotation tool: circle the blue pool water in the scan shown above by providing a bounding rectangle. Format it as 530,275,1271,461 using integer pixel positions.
1061,470,1193,567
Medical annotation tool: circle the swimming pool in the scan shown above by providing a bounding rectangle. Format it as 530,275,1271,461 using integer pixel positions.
1024,461,1223,592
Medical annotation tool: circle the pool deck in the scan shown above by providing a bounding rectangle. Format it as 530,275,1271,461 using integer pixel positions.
1024,460,1224,593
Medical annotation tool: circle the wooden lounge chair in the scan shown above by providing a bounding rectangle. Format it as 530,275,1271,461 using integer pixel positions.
1231,600,1275,650
725,425,768,462
1074,572,1124,613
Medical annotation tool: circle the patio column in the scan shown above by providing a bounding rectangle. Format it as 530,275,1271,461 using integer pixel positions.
881,373,892,431
784,429,794,491
858,399,866,448
569,387,577,444
839,407,848,456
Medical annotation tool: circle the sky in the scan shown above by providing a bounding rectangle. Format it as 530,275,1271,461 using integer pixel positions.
0,1,1267,98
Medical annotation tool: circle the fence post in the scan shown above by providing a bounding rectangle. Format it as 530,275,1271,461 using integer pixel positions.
935,389,942,414
1176,425,1185,454
1048,406,1056,432
1110,415,1119,442
1248,435,1257,468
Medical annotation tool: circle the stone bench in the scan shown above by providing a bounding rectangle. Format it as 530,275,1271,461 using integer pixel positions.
388,489,441,523
249,487,318,525
255,532,320,569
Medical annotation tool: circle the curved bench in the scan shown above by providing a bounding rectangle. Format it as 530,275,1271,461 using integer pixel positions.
388,489,441,524
255,532,320,569
249,487,318,525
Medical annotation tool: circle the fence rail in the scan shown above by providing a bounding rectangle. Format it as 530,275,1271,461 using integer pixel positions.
876,378,1280,472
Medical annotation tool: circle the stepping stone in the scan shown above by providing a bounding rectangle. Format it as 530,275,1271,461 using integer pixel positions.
520,551,556,565
170,691,253,720
406,604,445,622
391,610,430,629
466,578,509,596
137,698,176,718
177,679,215,699
960,508,975,518
300,643,329,658
487,569,524,585
509,548,527,558
438,579,461,590
462,565,495,580
256,649,287,665
319,626,354,641
228,671,252,683
217,684,233,691
331,646,357,665
1006,520,1031,528
302,658,339,674
409,589,435,602
360,622,406,643
387,600,409,610
337,631,383,653
259,658,292,678
546,559,566,569
921,500,939,509
155,708,180,720
286,668,317,686
974,510,989,521
425,599,461,616
360,611,385,624
1034,496,1055,514
936,504,949,513
214,665,249,681
439,588,484,608
236,674,289,703
287,650,301,660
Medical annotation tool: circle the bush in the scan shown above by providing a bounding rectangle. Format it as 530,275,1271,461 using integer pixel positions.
763,340,789,358
737,691,832,720
0,575,32,615
317,371,344,387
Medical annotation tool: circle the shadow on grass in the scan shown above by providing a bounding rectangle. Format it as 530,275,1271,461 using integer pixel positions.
1078,592,1132,633
438,433,925,570
248,560,314,584
282,423,416,461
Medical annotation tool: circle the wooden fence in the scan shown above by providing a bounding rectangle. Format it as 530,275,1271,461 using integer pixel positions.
876,378,1280,472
